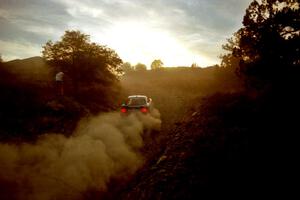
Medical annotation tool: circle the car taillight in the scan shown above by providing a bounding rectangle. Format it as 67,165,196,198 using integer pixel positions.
121,107,127,113
140,107,148,113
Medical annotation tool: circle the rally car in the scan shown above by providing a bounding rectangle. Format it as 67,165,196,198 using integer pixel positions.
120,95,153,115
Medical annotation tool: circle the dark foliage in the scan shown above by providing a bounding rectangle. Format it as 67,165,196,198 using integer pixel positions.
0,65,85,140
222,0,299,90
42,30,123,108
1,31,124,140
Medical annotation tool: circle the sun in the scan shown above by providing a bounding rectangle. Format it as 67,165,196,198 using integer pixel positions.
93,21,213,68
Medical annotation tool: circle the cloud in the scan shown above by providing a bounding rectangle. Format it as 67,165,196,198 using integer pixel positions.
0,0,252,65
0,40,41,61
0,0,71,42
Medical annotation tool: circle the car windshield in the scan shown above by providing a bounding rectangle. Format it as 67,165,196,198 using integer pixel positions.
127,97,147,106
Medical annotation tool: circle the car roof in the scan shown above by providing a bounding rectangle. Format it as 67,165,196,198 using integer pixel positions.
128,95,147,98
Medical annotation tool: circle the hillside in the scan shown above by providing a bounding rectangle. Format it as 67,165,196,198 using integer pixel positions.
3,56,51,82
119,93,254,199
121,67,241,126
1,56,298,199
1,58,240,141
1,58,244,199
115,87,299,199
113,68,298,199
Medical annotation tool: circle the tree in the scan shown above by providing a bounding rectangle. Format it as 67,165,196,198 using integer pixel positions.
135,63,147,71
42,30,123,93
150,59,164,70
0,55,3,72
121,62,134,73
191,63,199,68
222,0,299,89
220,34,241,70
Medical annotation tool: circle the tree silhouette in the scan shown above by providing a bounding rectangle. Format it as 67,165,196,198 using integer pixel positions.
0,55,4,75
135,63,147,71
220,34,241,71
191,63,199,68
222,0,299,89
42,30,123,93
121,62,134,73
151,59,164,70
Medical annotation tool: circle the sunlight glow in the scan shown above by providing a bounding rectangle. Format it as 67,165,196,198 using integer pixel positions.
93,22,214,67
0,40,41,61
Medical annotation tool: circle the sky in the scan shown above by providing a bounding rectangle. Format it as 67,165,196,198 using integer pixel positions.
0,0,252,67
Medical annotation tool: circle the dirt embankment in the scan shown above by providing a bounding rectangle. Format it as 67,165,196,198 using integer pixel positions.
117,84,300,199
115,93,252,199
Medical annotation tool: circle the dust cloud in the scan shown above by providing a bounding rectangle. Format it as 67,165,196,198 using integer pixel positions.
0,110,161,200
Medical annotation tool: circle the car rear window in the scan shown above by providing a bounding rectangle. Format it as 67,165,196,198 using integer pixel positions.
127,97,147,106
